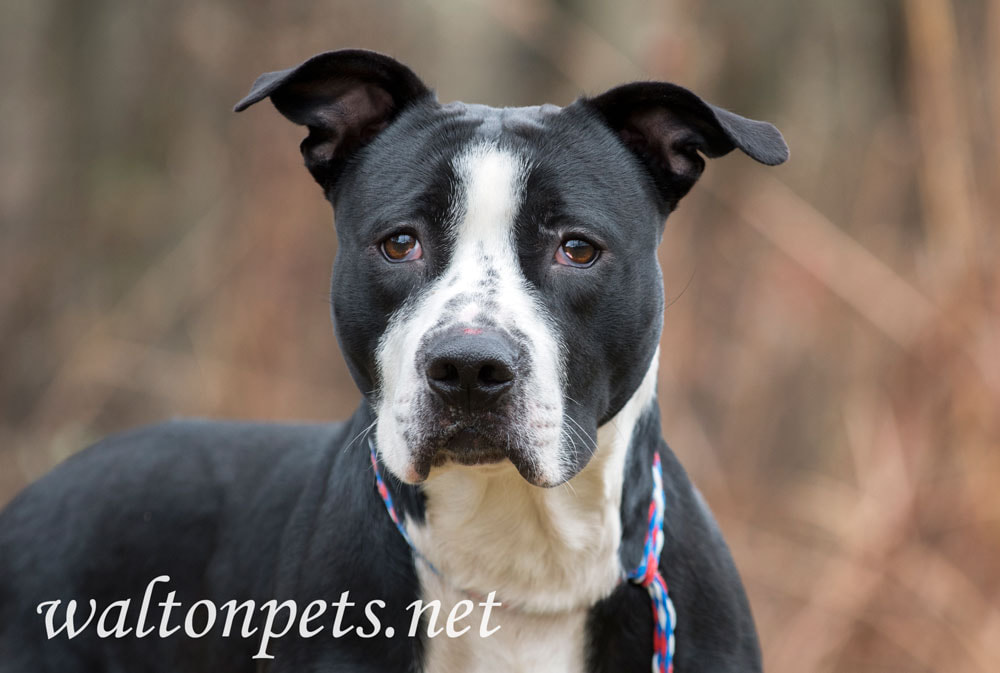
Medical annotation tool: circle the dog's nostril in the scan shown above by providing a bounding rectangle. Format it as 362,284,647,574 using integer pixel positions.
428,361,459,383
479,363,514,386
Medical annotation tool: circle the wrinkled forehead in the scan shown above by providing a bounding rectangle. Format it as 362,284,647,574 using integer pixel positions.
440,101,564,138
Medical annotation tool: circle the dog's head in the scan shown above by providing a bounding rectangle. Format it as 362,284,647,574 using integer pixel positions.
236,49,787,487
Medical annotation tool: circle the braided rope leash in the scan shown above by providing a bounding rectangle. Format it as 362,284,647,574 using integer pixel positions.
624,452,676,673
369,441,676,673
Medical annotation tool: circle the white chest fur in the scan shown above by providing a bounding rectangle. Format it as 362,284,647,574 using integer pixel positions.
417,572,590,673
411,354,659,673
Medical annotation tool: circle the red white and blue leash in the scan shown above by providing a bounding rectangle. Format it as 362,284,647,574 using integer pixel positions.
369,440,676,673
624,452,677,673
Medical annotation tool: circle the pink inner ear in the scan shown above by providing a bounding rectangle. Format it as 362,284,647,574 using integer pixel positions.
321,85,396,136
305,84,398,167
623,107,705,181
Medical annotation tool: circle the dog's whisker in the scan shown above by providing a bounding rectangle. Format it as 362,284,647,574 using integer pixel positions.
564,415,598,458
344,419,378,457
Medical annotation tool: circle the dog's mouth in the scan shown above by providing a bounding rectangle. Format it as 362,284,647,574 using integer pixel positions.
408,423,542,484
432,428,507,466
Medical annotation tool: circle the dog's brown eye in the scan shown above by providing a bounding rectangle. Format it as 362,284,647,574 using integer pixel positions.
381,233,422,262
555,238,599,267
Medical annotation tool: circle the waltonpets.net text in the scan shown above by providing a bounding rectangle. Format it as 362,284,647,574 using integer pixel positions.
35,575,502,659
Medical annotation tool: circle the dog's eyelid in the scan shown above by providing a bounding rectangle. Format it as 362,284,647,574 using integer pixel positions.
372,222,421,244
558,231,607,251
547,216,611,248
379,221,421,235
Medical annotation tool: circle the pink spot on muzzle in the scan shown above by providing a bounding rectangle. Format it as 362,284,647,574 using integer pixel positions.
462,327,483,335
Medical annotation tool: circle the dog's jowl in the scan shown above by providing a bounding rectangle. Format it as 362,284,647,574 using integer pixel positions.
0,50,788,673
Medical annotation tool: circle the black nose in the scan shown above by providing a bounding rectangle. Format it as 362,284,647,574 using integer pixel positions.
424,331,517,411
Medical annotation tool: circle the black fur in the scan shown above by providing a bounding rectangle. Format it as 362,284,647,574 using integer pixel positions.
0,49,787,672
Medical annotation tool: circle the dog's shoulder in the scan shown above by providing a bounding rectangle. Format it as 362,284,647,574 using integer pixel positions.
0,418,331,553
1,418,345,527
0,419,346,598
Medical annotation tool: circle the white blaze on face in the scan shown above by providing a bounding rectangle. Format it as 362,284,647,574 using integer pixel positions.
374,143,566,484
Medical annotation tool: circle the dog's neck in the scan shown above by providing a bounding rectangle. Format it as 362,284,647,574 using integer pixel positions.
400,352,661,614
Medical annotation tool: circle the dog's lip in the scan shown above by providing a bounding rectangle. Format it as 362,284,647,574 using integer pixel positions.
408,448,552,487
432,428,507,467
406,427,513,481
402,427,559,488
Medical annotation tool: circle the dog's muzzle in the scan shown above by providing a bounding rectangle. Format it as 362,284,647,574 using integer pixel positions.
414,328,529,471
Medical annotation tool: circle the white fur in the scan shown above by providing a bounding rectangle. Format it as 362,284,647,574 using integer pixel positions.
374,144,566,485
416,352,660,672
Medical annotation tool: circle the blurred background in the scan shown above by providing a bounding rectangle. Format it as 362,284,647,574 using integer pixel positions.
1,0,998,670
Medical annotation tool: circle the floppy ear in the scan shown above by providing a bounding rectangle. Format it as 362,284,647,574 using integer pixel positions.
586,82,788,211
234,49,433,188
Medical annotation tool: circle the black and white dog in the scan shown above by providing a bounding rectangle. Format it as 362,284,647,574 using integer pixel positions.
0,50,787,672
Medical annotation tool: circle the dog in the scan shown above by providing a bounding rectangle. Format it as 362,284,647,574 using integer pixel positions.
0,49,787,672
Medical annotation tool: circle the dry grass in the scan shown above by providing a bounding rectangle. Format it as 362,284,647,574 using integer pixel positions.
0,1,997,671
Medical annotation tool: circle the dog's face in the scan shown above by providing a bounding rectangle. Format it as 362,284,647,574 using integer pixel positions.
236,50,787,487
340,106,667,487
